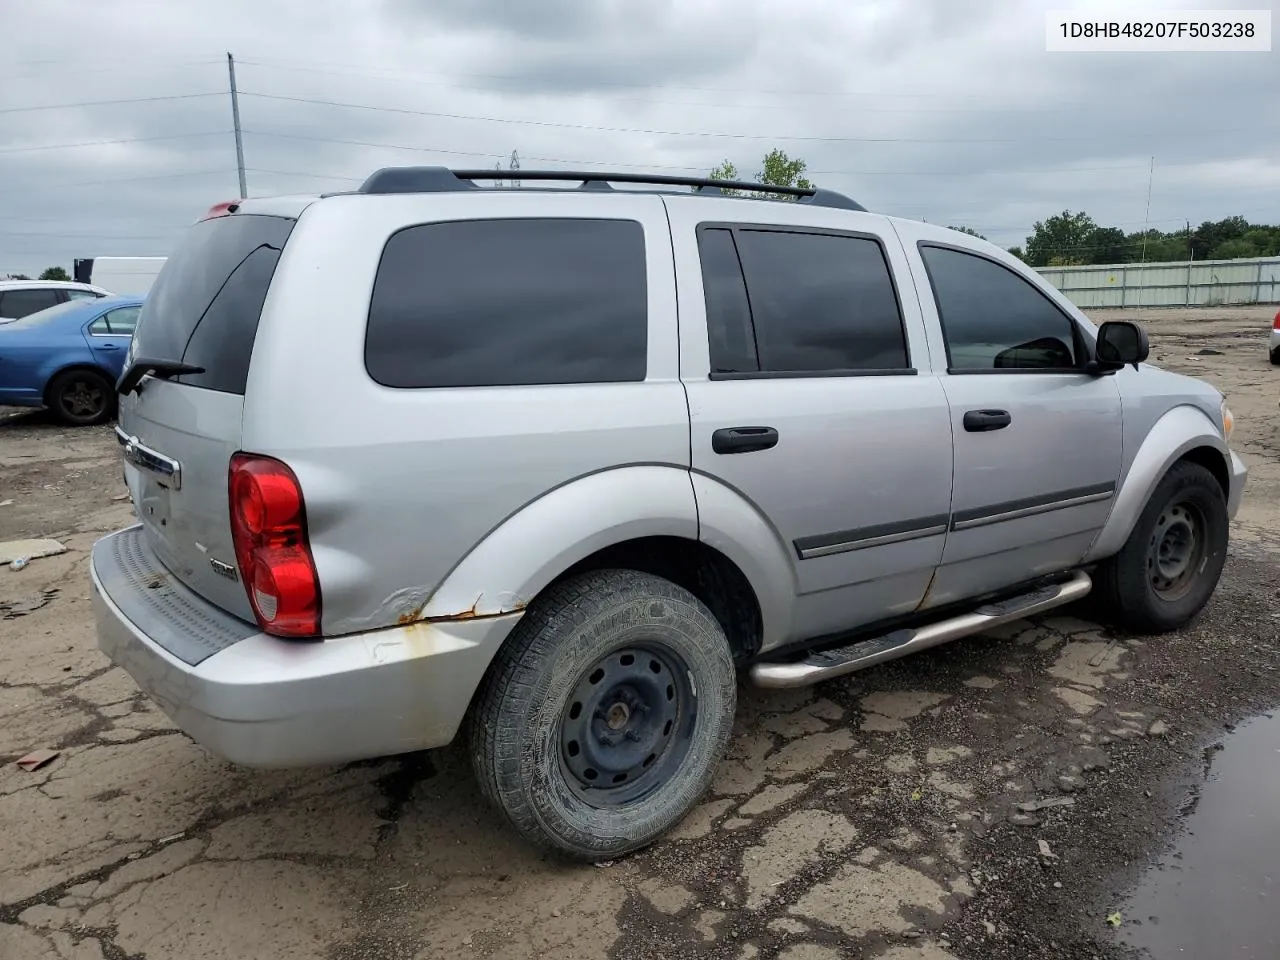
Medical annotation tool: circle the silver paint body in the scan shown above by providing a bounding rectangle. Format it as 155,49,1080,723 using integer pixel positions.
92,189,1248,767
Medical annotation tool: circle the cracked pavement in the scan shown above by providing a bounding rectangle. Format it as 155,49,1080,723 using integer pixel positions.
1,305,1278,960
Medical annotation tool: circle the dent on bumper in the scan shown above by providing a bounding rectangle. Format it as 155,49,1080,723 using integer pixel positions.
91,533,521,768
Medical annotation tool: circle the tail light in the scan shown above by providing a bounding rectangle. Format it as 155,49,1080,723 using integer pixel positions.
228,453,320,637
1273,310,1280,330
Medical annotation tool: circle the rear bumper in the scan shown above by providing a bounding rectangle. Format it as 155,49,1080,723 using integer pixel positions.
91,525,521,768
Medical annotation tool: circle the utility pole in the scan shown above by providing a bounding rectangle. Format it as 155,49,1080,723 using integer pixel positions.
227,52,248,198
509,149,521,188
1138,155,1154,265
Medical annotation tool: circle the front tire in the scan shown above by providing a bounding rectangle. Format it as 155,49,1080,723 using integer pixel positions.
1095,461,1228,633
468,569,737,861
47,369,115,426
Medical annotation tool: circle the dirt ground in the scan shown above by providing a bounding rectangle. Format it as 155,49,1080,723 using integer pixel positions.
1,305,1277,960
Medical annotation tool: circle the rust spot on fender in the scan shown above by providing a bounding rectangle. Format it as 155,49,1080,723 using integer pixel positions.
397,593,526,627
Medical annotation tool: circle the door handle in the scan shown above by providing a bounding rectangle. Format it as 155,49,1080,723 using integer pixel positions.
712,426,779,454
96,343,120,350
962,409,1012,432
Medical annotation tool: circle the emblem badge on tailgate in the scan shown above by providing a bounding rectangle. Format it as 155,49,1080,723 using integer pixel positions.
209,558,239,581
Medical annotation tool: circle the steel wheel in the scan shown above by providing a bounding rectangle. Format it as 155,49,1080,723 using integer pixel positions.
559,644,695,807
1146,500,1206,602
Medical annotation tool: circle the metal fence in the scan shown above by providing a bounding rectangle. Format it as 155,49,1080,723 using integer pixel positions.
1036,256,1280,309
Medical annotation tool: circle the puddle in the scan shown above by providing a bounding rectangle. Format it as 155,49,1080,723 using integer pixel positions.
1118,712,1280,958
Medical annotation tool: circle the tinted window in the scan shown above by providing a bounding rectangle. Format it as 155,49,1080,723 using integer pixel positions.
922,246,1079,371
66,289,102,301
698,228,758,374
0,289,60,319
366,218,647,388
89,317,111,334
731,230,909,372
131,213,294,394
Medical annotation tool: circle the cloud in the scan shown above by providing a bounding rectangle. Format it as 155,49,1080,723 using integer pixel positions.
0,0,1276,277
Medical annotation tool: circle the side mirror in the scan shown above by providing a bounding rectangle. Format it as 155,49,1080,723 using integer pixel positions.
1095,320,1149,370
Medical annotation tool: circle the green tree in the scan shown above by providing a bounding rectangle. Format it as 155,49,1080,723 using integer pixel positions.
1024,210,1096,267
1209,238,1259,260
1085,226,1129,264
39,266,70,282
707,149,812,200
1007,246,1026,261
3,273,31,280
947,225,987,240
1191,216,1249,260
755,148,812,195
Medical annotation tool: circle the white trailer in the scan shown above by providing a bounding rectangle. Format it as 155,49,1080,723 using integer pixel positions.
74,256,167,296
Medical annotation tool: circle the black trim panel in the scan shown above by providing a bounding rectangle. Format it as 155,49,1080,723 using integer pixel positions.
951,481,1115,531
711,367,917,381
794,513,950,560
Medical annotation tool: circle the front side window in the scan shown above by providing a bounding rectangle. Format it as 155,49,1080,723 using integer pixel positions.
921,245,1079,371
365,218,648,388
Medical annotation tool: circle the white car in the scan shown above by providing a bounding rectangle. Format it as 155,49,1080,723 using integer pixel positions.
1270,309,1279,366
0,280,111,324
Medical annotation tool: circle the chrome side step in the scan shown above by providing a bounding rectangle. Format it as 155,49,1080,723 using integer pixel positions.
749,570,1093,689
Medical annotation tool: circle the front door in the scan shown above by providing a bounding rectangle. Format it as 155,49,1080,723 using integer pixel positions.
666,199,955,647
904,235,1123,607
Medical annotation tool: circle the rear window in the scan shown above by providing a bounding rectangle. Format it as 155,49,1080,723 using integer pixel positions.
131,213,294,395
365,217,648,388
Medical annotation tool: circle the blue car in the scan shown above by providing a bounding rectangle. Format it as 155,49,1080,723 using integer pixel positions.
0,295,144,425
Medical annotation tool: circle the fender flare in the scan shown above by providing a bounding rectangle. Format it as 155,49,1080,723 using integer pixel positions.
419,465,699,620
1083,404,1230,563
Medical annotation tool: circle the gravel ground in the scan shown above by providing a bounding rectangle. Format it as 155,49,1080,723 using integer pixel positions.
0,305,1276,960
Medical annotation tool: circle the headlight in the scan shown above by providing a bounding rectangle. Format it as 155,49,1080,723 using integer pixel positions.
1220,399,1234,440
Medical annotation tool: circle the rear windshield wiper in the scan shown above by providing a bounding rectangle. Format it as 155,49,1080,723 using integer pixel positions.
116,358,206,396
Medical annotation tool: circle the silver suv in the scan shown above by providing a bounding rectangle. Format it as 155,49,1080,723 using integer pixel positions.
92,168,1247,860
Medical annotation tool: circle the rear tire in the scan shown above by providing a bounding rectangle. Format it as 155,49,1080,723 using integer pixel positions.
47,369,115,426
468,569,737,861
1270,346,1280,366
1095,461,1228,633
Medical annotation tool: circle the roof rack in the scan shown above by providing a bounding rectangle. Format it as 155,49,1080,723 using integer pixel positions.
353,166,867,212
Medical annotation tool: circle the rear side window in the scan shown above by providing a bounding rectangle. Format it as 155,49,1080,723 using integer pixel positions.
131,214,294,394
921,245,1079,371
365,218,647,388
0,289,60,318
698,227,910,375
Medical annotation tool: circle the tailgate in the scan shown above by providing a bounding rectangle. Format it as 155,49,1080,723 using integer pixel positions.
115,211,295,621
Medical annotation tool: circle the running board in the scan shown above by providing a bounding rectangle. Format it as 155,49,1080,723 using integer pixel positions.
749,570,1093,689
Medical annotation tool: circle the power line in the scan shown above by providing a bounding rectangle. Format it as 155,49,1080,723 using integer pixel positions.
234,58,1048,116
0,230,179,241
236,55,1003,102
0,169,232,194
241,129,1173,179
0,131,231,156
0,93,223,116
237,90,1276,145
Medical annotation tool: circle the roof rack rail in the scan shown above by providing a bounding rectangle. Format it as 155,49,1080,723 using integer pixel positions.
354,166,867,212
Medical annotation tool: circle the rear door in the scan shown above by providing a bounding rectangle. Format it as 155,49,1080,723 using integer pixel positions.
84,305,139,376
667,199,954,644
116,212,295,620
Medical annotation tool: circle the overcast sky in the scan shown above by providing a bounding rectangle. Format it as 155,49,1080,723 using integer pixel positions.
2,0,1277,278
